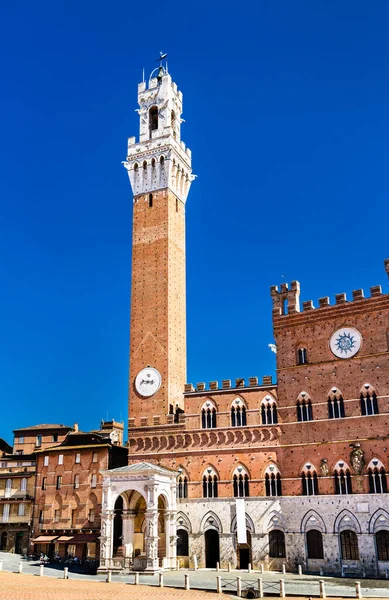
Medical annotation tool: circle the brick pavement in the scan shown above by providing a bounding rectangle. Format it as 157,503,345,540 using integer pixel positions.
0,571,223,600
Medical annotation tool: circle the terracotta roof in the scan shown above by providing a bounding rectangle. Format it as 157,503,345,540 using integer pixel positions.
13,424,73,432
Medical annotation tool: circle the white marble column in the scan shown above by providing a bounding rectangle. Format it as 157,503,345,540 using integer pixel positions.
99,509,114,569
165,510,178,569
144,509,159,571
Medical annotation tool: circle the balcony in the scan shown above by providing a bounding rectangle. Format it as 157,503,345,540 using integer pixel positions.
0,490,31,500
1,514,31,524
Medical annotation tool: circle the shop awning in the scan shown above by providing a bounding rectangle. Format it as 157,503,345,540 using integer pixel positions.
57,536,74,543
70,534,98,543
32,536,59,543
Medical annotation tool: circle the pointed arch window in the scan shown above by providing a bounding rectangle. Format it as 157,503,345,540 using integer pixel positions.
328,388,345,419
261,396,278,425
233,466,249,498
340,530,359,560
20,478,27,492
360,384,379,415
201,402,217,429
368,460,387,494
265,466,282,497
202,468,218,498
334,462,352,495
301,465,319,496
296,392,313,422
149,106,158,136
231,399,247,427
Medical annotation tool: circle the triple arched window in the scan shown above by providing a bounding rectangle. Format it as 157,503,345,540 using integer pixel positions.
231,398,247,427
201,401,217,429
296,392,313,422
233,466,249,497
334,461,353,495
301,465,319,496
367,459,387,493
265,466,282,497
360,384,379,416
261,396,278,425
202,468,218,498
328,388,345,419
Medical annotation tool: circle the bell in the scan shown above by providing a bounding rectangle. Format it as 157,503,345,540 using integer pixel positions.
157,66,164,82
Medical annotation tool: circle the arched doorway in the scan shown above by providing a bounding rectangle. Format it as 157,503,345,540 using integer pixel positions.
205,529,220,568
177,529,189,557
237,530,252,569
1,532,7,551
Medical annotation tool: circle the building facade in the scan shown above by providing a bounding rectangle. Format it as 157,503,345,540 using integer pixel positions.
31,422,127,561
99,62,389,577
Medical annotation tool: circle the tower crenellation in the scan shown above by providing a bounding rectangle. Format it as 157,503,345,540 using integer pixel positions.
123,68,194,203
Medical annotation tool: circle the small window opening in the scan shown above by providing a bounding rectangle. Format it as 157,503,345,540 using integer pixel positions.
149,193,153,208
176,198,178,213
149,106,158,137
297,348,308,365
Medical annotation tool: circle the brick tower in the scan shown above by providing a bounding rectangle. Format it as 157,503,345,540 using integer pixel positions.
123,62,194,427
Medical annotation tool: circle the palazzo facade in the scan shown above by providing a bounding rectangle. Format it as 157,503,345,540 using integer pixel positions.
97,61,389,577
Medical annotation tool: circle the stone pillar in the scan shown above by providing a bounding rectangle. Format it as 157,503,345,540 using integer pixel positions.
99,509,114,570
122,509,136,570
144,509,159,572
165,510,178,569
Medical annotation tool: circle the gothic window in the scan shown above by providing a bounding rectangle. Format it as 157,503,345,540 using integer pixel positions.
296,392,313,421
265,466,282,497
149,106,158,136
269,530,285,558
368,460,387,493
360,384,379,415
56,476,62,490
297,347,308,365
328,388,345,419
261,396,278,425
177,474,188,499
306,529,324,559
340,530,359,560
201,401,217,429
41,477,47,490
376,530,389,561
20,478,27,492
5,479,11,496
334,462,352,495
202,468,218,498
301,465,319,496
233,466,250,497
231,399,247,427
74,474,80,490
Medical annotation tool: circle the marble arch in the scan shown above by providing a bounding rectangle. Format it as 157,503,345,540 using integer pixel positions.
98,462,178,574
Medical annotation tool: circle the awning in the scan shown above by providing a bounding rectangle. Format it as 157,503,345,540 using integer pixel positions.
32,536,58,543
70,534,98,543
57,536,74,543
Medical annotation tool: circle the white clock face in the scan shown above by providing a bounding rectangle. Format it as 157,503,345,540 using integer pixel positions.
135,367,162,397
330,327,362,359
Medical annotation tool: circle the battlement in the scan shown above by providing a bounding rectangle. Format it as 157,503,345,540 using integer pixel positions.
184,375,274,394
271,258,389,318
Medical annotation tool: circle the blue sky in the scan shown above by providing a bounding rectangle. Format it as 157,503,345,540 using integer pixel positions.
1,1,388,443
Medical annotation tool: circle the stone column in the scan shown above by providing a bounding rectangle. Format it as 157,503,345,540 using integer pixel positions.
165,510,178,569
99,509,114,570
144,509,159,572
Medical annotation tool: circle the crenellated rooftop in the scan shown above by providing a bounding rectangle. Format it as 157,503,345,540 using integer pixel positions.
184,376,274,394
271,258,389,318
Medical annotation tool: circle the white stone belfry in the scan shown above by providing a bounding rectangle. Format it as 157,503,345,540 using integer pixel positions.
122,67,194,203
98,462,178,573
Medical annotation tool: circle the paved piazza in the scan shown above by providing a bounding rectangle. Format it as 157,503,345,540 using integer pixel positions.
0,553,388,598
